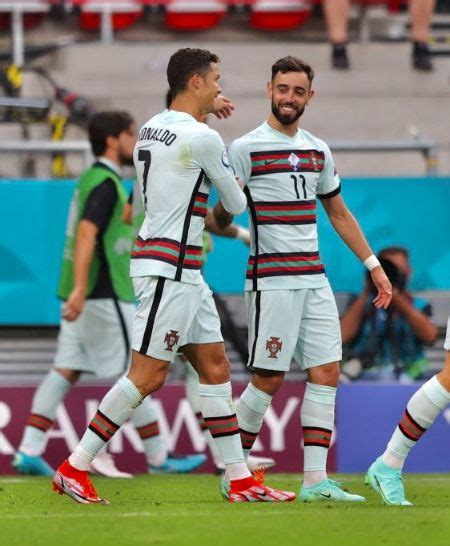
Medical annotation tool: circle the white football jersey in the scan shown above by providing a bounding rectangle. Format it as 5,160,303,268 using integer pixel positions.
228,122,341,291
131,110,246,284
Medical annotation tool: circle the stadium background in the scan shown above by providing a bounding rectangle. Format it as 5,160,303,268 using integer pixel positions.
1,1,450,477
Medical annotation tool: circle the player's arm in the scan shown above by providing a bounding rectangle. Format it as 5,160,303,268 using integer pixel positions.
63,220,98,321
320,194,392,309
205,208,250,244
390,295,438,344
63,180,117,321
195,133,247,216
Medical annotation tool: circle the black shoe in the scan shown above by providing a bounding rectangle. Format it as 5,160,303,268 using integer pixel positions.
412,41,433,71
331,44,350,70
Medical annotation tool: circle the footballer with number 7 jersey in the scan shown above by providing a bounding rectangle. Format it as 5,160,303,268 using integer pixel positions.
226,56,393,502
52,48,296,505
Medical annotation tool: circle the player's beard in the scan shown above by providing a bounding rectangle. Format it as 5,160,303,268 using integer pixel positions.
271,100,305,126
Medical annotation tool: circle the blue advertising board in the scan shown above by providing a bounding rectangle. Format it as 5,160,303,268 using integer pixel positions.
0,176,449,325
337,383,450,473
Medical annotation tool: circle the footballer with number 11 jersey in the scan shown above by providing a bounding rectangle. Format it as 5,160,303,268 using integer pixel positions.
225,55,392,503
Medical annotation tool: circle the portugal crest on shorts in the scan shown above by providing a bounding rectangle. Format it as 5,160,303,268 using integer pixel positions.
164,330,179,352
266,337,282,359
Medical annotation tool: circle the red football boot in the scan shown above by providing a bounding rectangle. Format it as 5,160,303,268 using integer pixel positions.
52,460,109,505
229,475,296,503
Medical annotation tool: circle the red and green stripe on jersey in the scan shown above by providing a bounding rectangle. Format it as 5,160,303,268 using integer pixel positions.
255,199,316,225
247,251,324,280
192,191,208,218
132,237,203,270
250,149,325,176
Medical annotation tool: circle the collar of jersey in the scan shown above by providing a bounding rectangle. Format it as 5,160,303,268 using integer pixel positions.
98,156,122,176
263,121,303,142
164,109,197,122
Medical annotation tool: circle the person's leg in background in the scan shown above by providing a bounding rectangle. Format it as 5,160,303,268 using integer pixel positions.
323,0,351,69
410,0,436,70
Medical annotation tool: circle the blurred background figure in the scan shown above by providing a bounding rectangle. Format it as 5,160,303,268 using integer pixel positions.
324,0,436,70
340,246,438,381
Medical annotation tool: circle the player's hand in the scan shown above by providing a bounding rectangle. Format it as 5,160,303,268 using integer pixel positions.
370,266,392,309
62,287,86,321
213,95,234,120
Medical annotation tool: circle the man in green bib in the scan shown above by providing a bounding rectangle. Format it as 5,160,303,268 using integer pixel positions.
13,111,206,477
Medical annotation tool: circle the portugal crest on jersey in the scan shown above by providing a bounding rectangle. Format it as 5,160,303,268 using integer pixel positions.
266,337,282,359
310,151,321,172
164,330,179,352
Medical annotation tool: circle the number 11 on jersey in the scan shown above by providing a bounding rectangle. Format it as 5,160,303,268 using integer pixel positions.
290,174,307,199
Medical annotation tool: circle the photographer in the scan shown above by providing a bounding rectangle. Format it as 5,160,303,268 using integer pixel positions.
340,247,438,381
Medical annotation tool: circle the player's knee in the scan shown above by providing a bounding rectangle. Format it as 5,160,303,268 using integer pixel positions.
252,369,284,395
198,355,230,385
130,374,166,397
308,362,340,387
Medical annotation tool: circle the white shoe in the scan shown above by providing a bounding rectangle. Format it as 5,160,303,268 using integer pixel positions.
247,455,276,472
90,452,132,479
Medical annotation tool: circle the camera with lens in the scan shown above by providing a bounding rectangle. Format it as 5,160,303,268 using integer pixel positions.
366,256,407,293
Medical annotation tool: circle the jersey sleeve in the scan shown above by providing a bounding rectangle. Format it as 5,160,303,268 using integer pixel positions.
193,131,246,215
228,139,252,186
317,143,341,199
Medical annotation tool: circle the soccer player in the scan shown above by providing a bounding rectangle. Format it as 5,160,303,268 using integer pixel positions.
13,111,205,478
366,316,450,505
227,56,392,502
53,48,295,504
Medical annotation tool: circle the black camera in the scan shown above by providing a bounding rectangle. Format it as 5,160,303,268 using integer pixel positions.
366,256,407,293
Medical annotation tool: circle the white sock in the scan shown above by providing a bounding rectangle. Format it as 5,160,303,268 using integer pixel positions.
199,382,251,481
383,375,450,469
301,382,336,487
69,377,142,470
131,396,168,467
236,382,272,461
184,362,223,467
19,370,71,456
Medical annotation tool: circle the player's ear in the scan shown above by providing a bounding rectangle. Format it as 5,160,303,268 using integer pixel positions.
105,134,118,152
266,81,273,99
306,89,315,104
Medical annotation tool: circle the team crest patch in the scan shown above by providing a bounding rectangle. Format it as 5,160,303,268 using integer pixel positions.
310,151,321,172
266,337,282,359
288,153,301,172
164,330,180,352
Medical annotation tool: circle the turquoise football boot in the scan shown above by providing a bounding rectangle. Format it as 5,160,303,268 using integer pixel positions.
300,478,365,502
12,451,54,476
365,457,412,506
220,472,230,500
149,453,207,474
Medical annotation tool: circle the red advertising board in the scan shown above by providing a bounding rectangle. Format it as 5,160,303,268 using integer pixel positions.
0,382,337,474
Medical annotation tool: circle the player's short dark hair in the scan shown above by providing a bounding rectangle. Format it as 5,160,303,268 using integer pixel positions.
167,48,219,97
166,89,172,109
88,111,134,156
378,247,409,260
271,56,315,85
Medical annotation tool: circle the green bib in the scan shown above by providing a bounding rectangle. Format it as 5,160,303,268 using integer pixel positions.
58,165,135,302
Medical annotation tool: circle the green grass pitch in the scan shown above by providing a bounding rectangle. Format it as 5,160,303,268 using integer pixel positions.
1,474,450,546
